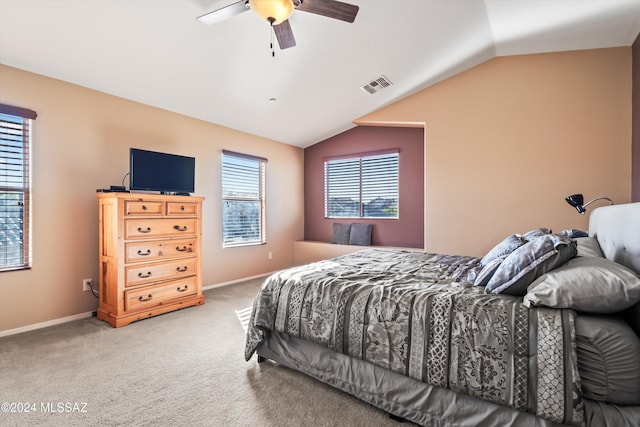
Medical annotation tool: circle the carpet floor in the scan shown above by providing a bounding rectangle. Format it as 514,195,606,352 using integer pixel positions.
0,278,405,427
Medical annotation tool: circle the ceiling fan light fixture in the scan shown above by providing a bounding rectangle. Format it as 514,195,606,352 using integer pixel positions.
249,0,294,25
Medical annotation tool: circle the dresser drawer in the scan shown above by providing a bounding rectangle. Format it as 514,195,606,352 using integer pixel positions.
124,277,197,312
125,218,197,239
167,201,198,216
125,238,197,263
125,200,164,216
125,258,197,287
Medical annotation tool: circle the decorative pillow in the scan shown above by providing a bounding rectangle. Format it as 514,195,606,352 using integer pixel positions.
474,255,507,287
349,223,372,246
480,234,525,267
522,227,552,241
558,228,589,239
575,237,604,258
523,256,640,313
486,234,577,296
575,314,640,405
331,223,351,245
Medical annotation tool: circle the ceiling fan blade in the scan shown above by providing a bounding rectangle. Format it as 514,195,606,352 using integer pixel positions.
197,1,249,25
273,20,297,49
296,0,359,23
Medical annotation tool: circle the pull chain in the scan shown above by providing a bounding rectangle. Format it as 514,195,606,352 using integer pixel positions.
268,17,275,57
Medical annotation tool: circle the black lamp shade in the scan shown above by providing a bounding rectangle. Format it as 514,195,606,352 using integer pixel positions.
565,194,586,214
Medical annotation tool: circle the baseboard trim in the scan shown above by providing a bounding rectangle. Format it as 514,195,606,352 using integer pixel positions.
1,273,274,338
202,272,273,291
0,311,95,338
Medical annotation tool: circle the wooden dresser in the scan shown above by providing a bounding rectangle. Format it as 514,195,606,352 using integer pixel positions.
96,192,205,327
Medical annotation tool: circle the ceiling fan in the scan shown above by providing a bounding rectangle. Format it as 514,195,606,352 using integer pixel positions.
197,0,359,50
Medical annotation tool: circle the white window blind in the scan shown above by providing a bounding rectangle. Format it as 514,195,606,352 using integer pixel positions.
1,104,37,271
222,150,266,247
325,151,399,219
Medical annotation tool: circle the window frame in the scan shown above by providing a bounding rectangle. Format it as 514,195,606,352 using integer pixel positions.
324,149,399,220
221,150,267,248
0,103,37,272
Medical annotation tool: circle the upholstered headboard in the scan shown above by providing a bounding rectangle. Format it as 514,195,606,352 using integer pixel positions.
589,202,640,274
589,202,640,335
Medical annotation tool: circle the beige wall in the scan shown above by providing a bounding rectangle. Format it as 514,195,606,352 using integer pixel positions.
0,65,304,333
357,47,632,257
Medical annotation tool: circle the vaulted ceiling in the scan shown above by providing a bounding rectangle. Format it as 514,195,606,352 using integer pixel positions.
1,0,639,148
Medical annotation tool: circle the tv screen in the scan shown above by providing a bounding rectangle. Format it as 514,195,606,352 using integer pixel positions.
130,148,195,194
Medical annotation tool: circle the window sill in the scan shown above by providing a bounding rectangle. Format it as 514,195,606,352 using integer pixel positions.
293,241,420,266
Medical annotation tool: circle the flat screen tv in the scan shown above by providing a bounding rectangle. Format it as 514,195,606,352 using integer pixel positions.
130,148,195,194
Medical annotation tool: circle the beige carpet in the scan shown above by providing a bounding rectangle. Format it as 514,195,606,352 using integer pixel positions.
0,278,404,426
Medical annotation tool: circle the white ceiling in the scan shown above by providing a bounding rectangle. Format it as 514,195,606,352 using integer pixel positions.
1,0,639,148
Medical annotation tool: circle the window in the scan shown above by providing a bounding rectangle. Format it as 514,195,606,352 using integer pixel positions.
1,104,37,271
221,150,266,247
325,151,399,219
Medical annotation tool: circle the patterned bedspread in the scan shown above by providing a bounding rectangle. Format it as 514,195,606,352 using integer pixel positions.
245,248,583,425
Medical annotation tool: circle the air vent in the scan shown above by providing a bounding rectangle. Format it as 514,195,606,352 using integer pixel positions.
361,75,392,95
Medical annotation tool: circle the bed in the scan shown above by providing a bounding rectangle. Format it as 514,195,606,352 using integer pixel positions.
244,203,640,426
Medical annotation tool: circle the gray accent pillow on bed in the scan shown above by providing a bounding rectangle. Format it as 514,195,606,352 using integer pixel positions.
349,223,372,246
558,228,589,239
522,227,552,241
523,256,640,313
575,237,605,258
331,223,351,245
576,314,640,405
485,234,577,296
480,234,525,267
474,255,507,286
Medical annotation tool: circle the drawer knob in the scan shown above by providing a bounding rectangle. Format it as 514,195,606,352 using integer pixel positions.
138,294,153,302
138,271,152,278
176,246,190,252
180,205,185,211
137,249,151,256
173,225,188,232
177,285,189,292
137,227,152,234
142,205,147,210
176,266,188,273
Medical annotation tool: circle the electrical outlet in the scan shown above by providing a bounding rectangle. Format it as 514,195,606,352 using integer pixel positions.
268,251,273,260
83,278,92,292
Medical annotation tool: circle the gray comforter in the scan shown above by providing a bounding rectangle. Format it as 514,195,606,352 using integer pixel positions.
245,248,583,426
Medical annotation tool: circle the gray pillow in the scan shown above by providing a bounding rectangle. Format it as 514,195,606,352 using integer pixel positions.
558,228,589,239
575,237,604,258
522,227,552,241
349,223,372,246
331,223,351,245
474,255,507,287
576,314,640,405
480,234,525,267
486,234,577,296
523,256,640,313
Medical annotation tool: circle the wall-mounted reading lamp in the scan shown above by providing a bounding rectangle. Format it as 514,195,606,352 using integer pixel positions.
565,194,614,214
